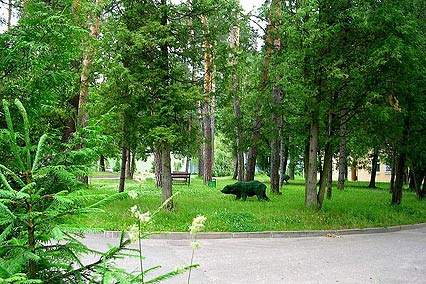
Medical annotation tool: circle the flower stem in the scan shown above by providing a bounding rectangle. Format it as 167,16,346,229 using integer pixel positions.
138,222,144,284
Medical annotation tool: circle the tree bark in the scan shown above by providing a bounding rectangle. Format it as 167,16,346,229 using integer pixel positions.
280,135,289,186
245,114,262,181
154,147,162,188
305,120,319,208
368,148,379,188
318,141,332,208
270,86,282,194
392,151,405,205
338,117,347,189
202,15,213,184
392,118,409,205
125,148,131,179
99,155,106,172
118,145,127,193
326,160,333,199
161,144,173,211
229,23,244,181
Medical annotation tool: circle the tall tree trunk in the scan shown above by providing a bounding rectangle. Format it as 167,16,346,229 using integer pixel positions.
232,156,239,180
230,23,244,182
413,167,426,199
392,151,405,205
338,117,347,189
390,149,396,193
99,155,106,172
161,144,173,211
77,0,103,185
270,86,282,194
326,160,333,199
351,160,358,181
202,15,213,184
318,141,333,208
245,114,262,181
368,148,379,188
154,147,162,188
77,0,102,128
305,119,319,208
7,0,12,30
392,118,409,205
118,115,127,192
118,145,127,193
130,150,135,179
280,135,289,186
125,148,131,179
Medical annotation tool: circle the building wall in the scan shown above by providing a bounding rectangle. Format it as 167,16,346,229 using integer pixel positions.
331,162,391,183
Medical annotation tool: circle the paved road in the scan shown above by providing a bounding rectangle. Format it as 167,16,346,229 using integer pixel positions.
82,226,426,284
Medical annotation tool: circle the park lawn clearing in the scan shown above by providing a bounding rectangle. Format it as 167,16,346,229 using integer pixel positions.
67,174,426,233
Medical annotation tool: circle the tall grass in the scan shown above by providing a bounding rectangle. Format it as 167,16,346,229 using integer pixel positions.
68,174,426,232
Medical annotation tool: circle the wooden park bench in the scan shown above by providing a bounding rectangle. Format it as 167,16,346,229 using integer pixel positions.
171,171,191,186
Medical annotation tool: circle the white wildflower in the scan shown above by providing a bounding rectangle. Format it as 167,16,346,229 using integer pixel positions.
130,205,139,215
128,224,139,243
128,190,138,199
191,241,201,250
136,211,151,224
189,215,207,236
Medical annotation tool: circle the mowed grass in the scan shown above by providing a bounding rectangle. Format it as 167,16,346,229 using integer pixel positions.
68,173,426,233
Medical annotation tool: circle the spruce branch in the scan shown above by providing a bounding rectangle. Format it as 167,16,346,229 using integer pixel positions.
14,99,32,171
32,134,48,173
2,100,25,171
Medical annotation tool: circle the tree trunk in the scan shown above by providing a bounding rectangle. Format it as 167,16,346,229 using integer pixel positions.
118,145,127,193
326,160,333,200
368,148,379,188
229,23,244,182
270,86,282,194
280,135,289,186
130,151,136,179
202,15,213,184
197,101,204,177
318,141,332,208
161,144,173,211
245,114,262,181
392,151,405,205
99,155,106,172
351,160,358,181
7,0,12,30
154,147,162,188
232,156,238,180
305,120,319,208
338,118,347,189
390,150,396,193
413,167,426,199
125,148,131,179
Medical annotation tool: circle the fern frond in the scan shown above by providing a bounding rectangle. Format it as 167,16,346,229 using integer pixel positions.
86,192,128,209
0,170,15,192
0,203,15,222
32,134,48,173
0,223,14,243
18,182,36,195
143,264,199,284
2,100,25,171
0,164,25,187
14,99,31,171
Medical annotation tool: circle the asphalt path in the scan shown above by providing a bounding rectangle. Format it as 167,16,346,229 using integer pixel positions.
81,226,426,284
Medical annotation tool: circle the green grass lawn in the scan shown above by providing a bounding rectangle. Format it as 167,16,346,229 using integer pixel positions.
68,173,426,233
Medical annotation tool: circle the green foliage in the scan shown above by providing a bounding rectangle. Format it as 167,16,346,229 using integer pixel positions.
0,100,140,283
